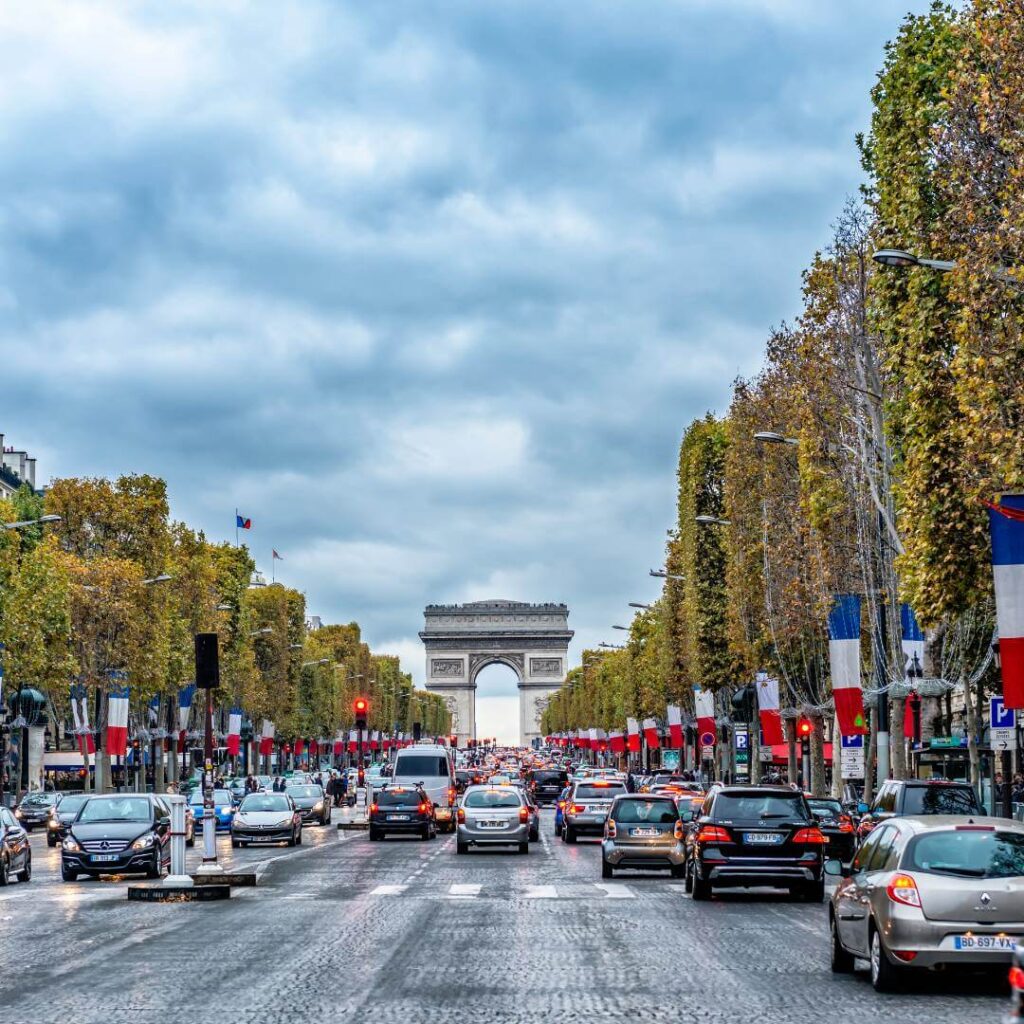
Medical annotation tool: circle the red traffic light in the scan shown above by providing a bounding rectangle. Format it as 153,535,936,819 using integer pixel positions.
797,720,812,737
354,698,369,714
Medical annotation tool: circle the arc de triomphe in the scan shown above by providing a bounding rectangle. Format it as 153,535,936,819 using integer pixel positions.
420,600,572,747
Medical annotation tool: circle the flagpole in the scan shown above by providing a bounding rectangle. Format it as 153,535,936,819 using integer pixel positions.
271,551,275,584
235,509,239,548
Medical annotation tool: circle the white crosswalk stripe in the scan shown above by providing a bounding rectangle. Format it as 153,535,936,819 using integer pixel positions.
524,884,558,899
593,883,635,899
448,883,481,897
370,884,408,896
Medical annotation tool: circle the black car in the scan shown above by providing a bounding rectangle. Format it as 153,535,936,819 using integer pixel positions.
530,769,569,806
0,806,32,885
369,786,435,841
864,778,981,827
14,791,60,831
60,794,172,881
687,785,827,901
806,797,856,863
285,784,331,825
46,793,89,847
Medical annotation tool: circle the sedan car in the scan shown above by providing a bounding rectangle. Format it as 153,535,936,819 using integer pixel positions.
553,784,573,836
806,796,856,864
285,784,331,826
601,795,686,878
14,791,60,831
369,786,435,841
188,788,236,831
829,816,1024,992
0,806,31,885
457,785,529,855
60,794,171,881
562,780,627,843
46,793,89,847
231,792,302,847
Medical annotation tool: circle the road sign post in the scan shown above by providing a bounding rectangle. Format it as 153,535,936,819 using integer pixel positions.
990,696,1016,819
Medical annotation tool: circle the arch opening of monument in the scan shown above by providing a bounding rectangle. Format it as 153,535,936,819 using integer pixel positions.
472,662,521,746
420,600,572,747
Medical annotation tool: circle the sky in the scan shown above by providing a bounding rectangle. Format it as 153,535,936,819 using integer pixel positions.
0,1,932,743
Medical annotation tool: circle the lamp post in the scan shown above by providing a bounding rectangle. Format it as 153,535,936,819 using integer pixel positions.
649,568,686,581
695,515,731,526
0,514,62,530
753,431,798,446
992,640,1015,820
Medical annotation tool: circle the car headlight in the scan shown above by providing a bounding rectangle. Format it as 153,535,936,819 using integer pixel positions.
313,802,323,812
131,833,156,850
219,806,233,815
14,809,23,818
62,836,81,852
277,818,293,828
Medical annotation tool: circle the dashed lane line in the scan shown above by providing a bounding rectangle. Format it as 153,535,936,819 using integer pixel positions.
593,883,635,899
524,884,558,899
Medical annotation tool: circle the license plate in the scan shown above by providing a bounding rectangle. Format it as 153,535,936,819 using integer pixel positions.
436,809,451,819
630,828,658,837
953,934,1018,951
389,815,410,821
743,832,784,845
480,820,506,829
90,854,119,863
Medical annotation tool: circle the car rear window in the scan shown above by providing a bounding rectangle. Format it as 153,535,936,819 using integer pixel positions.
394,755,450,777
713,794,807,819
902,786,980,815
612,799,679,824
377,790,422,806
574,783,626,800
535,772,567,784
904,829,1024,878
464,790,521,809
808,800,844,819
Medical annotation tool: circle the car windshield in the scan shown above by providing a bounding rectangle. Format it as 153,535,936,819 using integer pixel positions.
902,786,979,815
808,800,844,819
59,796,88,814
394,756,449,777
286,786,322,799
714,794,806,819
574,784,626,800
464,789,521,809
905,829,1024,878
377,790,421,806
535,772,566,784
613,799,678,824
78,797,152,823
240,795,290,813
22,793,56,806
190,790,232,804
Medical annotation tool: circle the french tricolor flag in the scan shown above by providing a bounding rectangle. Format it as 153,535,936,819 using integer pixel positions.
259,719,275,756
989,495,1024,708
694,688,716,752
294,738,305,758
70,685,96,756
900,604,925,680
828,594,867,735
334,731,344,757
755,672,785,745
626,718,641,753
642,718,660,749
106,686,130,757
178,684,196,753
608,730,626,754
347,729,358,753
666,705,684,749
226,707,242,757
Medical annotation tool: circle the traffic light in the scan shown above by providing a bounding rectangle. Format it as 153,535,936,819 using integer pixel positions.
797,719,812,755
354,697,369,731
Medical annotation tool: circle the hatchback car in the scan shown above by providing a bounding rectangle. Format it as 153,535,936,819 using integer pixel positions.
806,796,856,863
285,784,331,826
0,806,31,885
188,788,236,831
828,816,1024,992
61,794,172,881
562,779,627,843
687,785,826,901
47,793,89,847
14,791,60,831
457,785,530,855
369,786,435,841
860,779,981,841
601,795,686,878
231,792,302,847
530,769,569,806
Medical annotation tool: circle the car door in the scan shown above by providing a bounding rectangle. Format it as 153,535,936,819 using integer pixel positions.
1,809,26,871
835,826,887,954
850,825,898,954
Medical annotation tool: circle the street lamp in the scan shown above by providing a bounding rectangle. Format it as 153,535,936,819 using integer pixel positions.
1,514,61,530
302,659,329,668
695,515,731,526
628,602,651,610
612,624,629,631
650,568,685,581
142,574,173,585
872,248,956,271
598,642,624,650
250,627,273,637
216,603,234,612
753,431,798,446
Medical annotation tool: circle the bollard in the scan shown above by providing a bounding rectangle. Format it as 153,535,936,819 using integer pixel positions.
164,795,193,888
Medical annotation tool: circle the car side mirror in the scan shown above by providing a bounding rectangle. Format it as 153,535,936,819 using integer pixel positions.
157,817,170,833
824,858,850,878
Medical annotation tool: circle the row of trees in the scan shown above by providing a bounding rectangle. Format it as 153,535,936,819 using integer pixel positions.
544,0,1020,793
0,475,450,791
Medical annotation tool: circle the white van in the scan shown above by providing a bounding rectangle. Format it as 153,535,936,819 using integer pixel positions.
389,745,457,832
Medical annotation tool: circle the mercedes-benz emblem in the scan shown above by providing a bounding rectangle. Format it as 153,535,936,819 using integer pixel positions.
100,841,110,850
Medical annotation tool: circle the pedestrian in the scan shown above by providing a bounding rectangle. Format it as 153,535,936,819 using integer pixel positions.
338,771,349,807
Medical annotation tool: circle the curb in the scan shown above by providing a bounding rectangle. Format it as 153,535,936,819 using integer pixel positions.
127,884,231,902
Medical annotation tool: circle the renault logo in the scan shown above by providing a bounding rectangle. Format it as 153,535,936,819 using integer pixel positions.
981,892,992,906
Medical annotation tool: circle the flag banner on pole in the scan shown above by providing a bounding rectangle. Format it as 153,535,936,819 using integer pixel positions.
666,704,684,748
147,695,160,724
177,684,196,753
106,685,130,757
755,672,785,745
70,684,96,755
226,707,242,756
588,727,599,749
626,717,641,752
272,549,282,560
236,514,251,530
259,719,275,756
294,738,305,758
694,688,716,752
369,730,380,751
989,494,1024,708
642,718,660,749
828,594,867,734
334,731,345,757
608,730,625,754
900,603,925,679
347,729,358,753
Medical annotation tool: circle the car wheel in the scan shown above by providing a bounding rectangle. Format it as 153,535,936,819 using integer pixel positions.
421,825,431,841
670,863,686,880
296,828,303,846
529,826,539,842
830,915,855,974
368,828,380,842
601,858,614,879
0,856,8,887
564,825,577,844
553,821,561,837
47,833,57,848
870,927,903,993
60,862,78,883
683,860,693,893
518,842,529,855
456,840,468,855
803,878,825,903
231,839,240,849
145,853,162,879
691,870,711,901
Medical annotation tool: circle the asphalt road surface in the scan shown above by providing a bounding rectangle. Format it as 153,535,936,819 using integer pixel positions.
0,809,1006,1024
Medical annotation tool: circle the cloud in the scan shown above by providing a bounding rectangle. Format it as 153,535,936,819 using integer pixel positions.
1,0,934,717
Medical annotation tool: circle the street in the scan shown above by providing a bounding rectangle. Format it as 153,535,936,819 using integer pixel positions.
0,808,1003,1024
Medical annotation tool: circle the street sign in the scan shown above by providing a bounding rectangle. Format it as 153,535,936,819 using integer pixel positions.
661,750,681,770
733,726,749,778
735,731,749,751
840,734,865,780
990,696,1017,750
699,731,715,748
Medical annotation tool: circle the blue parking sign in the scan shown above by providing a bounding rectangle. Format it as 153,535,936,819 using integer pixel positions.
991,696,1015,730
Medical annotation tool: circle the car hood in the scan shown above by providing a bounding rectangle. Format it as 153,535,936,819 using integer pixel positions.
235,810,293,824
70,821,152,842
290,798,320,809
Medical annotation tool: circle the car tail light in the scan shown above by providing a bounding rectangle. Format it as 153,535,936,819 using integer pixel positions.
697,826,731,844
519,807,529,824
838,817,855,833
419,803,429,814
457,808,465,824
605,820,617,839
557,800,566,810
369,803,379,814
886,873,922,908
673,820,685,841
448,788,456,805
569,804,585,815
1009,965,1024,991
792,828,827,844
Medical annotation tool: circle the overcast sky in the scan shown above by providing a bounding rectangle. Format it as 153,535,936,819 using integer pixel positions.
1,1,929,741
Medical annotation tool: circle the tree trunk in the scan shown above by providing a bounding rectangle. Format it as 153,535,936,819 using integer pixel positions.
890,695,907,779
750,727,761,784
966,680,982,791
154,738,164,794
864,706,878,804
810,716,826,796
786,719,797,785
95,750,108,794
831,712,843,798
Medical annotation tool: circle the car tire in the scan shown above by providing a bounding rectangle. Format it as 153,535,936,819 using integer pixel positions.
518,842,529,855
421,825,431,841
870,927,903,993
17,852,31,884
803,878,825,903
691,871,711,901
529,826,539,842
296,829,303,846
553,821,561,837
60,862,77,883
47,833,57,848
0,856,8,887
368,829,380,842
683,860,693,893
670,863,686,879
830,915,855,974
145,853,161,879
231,839,240,849
601,858,614,879
564,825,577,844
456,840,468,855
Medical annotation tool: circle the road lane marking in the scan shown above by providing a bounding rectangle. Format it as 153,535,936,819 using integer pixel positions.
524,884,557,899
448,883,480,898
594,883,634,899
370,884,408,896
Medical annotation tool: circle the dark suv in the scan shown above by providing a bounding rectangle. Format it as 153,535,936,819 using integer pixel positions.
369,785,436,841
530,769,569,806
860,779,981,840
687,785,827,901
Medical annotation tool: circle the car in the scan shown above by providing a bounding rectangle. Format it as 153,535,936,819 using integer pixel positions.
859,779,982,840
369,786,436,841
457,785,530,855
231,792,302,847
1007,942,1024,1020
285,784,331,825
561,779,627,843
60,794,172,881
828,816,1024,992
46,793,89,847
530,769,569,806
514,784,540,842
391,745,458,833
601,794,687,879
553,784,573,835
0,806,31,885
226,777,248,803
806,796,856,863
187,788,236,831
687,785,827,901
14,791,60,831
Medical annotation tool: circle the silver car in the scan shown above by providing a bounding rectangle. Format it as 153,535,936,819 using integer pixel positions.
828,815,1024,992
562,779,627,842
456,785,529,855
601,794,687,878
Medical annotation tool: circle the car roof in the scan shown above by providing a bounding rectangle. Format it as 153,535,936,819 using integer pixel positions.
888,814,1022,833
